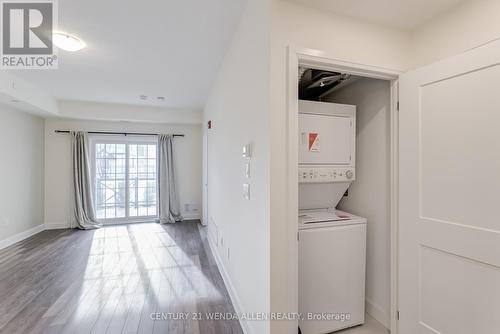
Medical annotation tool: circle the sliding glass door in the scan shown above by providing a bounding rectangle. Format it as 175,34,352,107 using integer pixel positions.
92,138,157,224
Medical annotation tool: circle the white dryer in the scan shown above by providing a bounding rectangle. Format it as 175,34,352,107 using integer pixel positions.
298,100,356,210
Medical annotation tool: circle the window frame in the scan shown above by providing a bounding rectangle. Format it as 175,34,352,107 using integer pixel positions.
89,135,159,225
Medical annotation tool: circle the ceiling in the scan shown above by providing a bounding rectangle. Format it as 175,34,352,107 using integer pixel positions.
10,0,246,110
289,0,466,31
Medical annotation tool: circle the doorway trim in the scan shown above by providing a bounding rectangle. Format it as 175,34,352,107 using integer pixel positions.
286,47,402,333
202,132,209,226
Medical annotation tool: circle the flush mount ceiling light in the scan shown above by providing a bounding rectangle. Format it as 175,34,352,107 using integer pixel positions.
52,32,86,51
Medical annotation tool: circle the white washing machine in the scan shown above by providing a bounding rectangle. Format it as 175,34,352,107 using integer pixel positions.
298,208,367,334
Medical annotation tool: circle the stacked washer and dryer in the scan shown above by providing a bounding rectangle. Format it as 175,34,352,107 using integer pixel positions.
298,100,367,334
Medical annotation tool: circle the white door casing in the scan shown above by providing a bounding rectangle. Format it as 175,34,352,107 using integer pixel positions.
202,133,208,226
287,47,401,334
399,39,500,334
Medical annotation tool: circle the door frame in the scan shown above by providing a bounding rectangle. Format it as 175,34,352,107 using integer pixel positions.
89,135,159,225
202,132,209,226
286,46,402,333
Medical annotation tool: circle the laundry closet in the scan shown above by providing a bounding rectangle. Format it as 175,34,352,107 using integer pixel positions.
297,68,392,334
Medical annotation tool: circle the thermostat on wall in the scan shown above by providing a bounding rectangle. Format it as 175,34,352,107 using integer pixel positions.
242,144,251,158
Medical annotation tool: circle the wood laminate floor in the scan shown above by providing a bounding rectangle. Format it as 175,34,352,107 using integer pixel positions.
0,221,243,334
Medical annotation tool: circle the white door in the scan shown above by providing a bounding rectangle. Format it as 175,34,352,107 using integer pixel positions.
399,39,500,334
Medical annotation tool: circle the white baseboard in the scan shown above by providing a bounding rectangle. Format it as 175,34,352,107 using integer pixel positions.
45,222,70,230
206,234,252,334
182,213,202,220
0,224,45,251
365,298,389,329
46,218,201,228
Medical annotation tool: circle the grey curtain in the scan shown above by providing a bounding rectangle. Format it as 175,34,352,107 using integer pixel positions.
71,131,102,230
157,134,183,224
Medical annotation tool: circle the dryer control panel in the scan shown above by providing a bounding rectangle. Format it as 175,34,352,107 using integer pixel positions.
298,167,355,183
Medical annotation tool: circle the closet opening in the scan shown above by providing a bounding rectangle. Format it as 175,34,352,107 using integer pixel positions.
287,52,400,334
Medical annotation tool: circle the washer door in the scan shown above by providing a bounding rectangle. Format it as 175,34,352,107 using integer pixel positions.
299,224,366,334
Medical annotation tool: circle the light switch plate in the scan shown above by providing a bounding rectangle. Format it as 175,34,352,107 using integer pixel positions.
243,183,250,200
245,162,250,178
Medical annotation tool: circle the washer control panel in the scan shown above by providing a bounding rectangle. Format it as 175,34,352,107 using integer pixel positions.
298,167,355,183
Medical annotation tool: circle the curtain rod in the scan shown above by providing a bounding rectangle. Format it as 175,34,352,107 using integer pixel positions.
54,130,184,137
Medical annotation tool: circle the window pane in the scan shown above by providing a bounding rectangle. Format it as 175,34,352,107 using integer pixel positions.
96,187,105,202
106,159,116,175
129,145,137,158
116,184,126,202
147,188,156,203
138,159,147,173
147,203,157,216
105,191,115,205
104,180,116,190
137,188,147,202
129,158,137,173
96,179,106,189
148,145,157,159
116,159,125,174
96,207,105,219
116,205,126,219
96,144,106,158
138,203,148,217
138,145,147,159
148,159,156,173
106,144,116,156
106,206,116,219
129,185,136,201
129,203,138,217
96,159,106,177
96,186,106,219
94,142,157,222
116,144,126,154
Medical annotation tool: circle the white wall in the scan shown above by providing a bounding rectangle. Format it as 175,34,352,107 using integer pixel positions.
412,0,500,68
269,2,410,333
325,78,391,328
0,72,58,116
44,118,202,228
202,0,270,333
0,105,44,243
271,0,413,72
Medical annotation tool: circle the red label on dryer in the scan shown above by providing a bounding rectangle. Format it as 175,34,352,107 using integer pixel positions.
308,132,320,152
